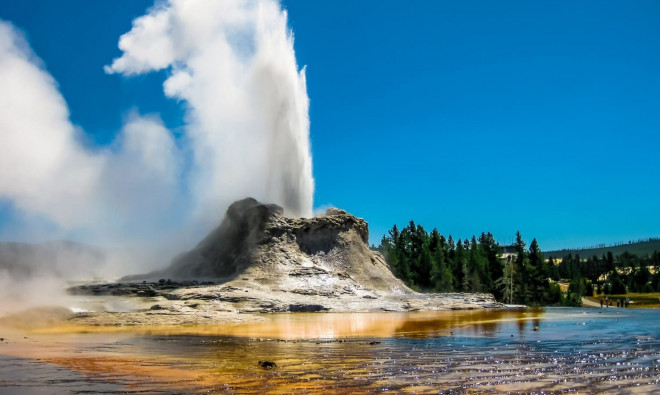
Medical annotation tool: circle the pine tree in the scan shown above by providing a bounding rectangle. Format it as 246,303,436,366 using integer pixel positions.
381,227,398,274
479,232,502,298
528,238,547,305
605,251,615,273
418,242,433,289
513,231,530,304
437,259,453,291
395,225,412,282
455,240,470,292
608,267,626,294
416,225,432,288
429,229,452,291
429,229,441,254
467,235,487,292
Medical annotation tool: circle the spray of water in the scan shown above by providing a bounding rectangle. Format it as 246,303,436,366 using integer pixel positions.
106,0,314,221
0,0,314,312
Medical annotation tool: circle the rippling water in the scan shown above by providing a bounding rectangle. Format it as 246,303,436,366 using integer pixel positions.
1,308,659,393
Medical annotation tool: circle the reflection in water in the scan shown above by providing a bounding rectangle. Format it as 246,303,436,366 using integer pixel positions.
1,308,659,393
393,309,543,338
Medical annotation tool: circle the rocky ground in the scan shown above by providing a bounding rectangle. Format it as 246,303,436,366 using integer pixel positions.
64,280,502,327
20,198,507,328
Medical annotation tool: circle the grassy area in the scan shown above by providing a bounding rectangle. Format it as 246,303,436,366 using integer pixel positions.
585,293,660,308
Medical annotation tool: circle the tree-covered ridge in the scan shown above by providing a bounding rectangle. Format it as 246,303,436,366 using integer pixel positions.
545,237,660,260
376,222,559,306
377,222,660,307
555,250,660,295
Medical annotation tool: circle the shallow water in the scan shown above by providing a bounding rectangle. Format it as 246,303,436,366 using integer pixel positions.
1,308,659,393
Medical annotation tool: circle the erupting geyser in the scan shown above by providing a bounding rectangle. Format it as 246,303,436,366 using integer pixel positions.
0,0,313,251
0,0,314,309
106,0,315,219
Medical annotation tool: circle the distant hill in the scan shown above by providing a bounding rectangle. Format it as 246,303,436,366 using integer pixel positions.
544,238,660,259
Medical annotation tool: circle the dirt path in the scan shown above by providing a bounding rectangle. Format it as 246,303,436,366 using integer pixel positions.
581,297,602,308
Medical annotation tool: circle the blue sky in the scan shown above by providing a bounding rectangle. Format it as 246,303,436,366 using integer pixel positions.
0,0,658,251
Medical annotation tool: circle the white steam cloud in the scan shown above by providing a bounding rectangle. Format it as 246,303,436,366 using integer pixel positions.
106,0,314,221
0,0,314,284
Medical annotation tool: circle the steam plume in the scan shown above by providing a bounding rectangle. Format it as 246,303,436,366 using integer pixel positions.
106,0,314,221
0,0,314,254
0,0,314,314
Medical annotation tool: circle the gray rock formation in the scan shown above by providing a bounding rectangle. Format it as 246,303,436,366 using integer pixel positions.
62,198,502,325
130,198,409,296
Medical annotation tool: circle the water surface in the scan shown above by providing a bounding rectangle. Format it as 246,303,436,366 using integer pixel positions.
1,308,658,393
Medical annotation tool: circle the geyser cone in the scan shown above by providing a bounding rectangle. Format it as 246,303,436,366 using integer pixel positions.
128,198,409,294
75,198,501,322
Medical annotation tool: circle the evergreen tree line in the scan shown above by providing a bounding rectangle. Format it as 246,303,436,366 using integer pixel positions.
376,222,559,306
551,250,660,296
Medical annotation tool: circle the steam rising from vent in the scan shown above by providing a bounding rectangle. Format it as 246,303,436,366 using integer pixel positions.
106,0,314,220
0,0,314,259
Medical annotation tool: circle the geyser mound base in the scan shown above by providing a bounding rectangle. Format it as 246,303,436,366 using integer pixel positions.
130,197,400,288
66,198,504,327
